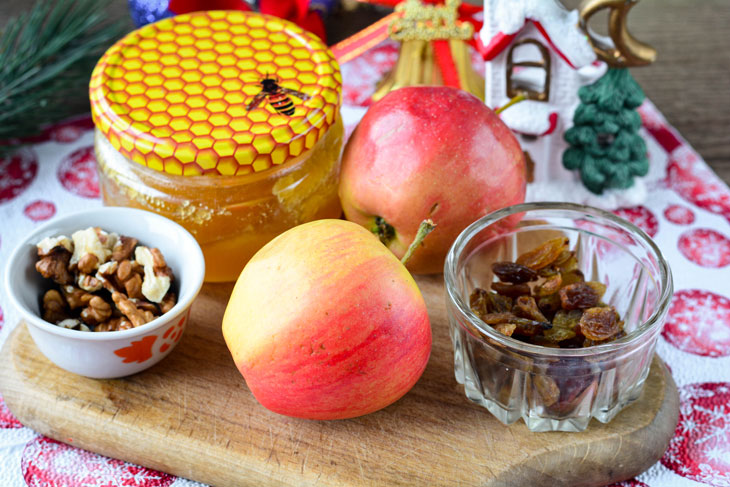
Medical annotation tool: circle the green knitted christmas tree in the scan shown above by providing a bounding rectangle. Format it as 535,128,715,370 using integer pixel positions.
563,68,649,194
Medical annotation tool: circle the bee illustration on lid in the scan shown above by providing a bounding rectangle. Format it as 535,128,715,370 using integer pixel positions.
246,74,311,116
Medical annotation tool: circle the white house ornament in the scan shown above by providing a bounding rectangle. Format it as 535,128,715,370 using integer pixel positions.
480,0,656,209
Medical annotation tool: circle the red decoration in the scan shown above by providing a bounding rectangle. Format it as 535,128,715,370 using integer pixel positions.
663,289,730,358
23,200,57,222
678,228,730,268
0,395,23,429
114,336,158,364
664,204,696,225
662,382,730,485
168,0,327,42
0,148,38,203
57,146,100,199
22,436,174,487
613,206,659,238
666,147,730,224
606,480,649,487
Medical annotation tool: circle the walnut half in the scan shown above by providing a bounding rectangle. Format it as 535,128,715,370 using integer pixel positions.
135,246,171,303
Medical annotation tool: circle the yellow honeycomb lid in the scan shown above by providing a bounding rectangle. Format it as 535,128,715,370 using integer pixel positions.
89,11,341,176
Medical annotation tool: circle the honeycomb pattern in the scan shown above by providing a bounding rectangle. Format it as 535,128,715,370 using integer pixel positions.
90,11,341,176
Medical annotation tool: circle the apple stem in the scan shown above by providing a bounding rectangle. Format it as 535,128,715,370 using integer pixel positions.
401,219,436,266
495,93,527,116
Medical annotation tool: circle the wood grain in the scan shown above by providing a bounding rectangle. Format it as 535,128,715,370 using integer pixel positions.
0,276,679,487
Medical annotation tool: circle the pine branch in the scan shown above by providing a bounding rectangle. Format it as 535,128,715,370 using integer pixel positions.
0,0,126,154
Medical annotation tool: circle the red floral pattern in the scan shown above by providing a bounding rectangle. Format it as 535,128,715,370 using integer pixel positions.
22,436,174,487
606,480,649,487
23,200,57,222
678,228,730,268
0,395,23,429
663,290,730,358
664,204,696,225
57,146,100,199
666,146,730,223
662,382,730,486
0,148,38,203
340,41,399,107
613,206,659,238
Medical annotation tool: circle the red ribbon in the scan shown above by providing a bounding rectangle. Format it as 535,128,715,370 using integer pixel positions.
332,0,482,91
168,0,327,42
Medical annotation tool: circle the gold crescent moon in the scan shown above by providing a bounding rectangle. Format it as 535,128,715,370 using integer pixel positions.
579,0,657,68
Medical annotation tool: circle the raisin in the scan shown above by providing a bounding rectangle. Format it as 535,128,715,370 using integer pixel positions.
469,288,489,317
512,317,552,337
559,282,600,310
559,336,587,348
536,273,562,297
513,295,548,322
553,250,573,267
492,282,531,298
493,323,517,337
544,309,582,343
560,269,585,287
488,292,513,313
533,375,560,407
537,265,559,278
473,237,623,349
580,307,619,341
515,237,569,270
537,293,561,319
543,327,576,343
491,261,537,284
585,281,607,300
552,309,583,330
557,253,579,272
480,312,515,325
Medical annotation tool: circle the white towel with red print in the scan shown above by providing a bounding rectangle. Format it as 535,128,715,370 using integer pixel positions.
1,42,729,487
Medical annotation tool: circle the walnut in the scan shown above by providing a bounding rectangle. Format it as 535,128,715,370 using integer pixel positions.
70,227,112,268
36,235,73,255
35,247,73,285
112,236,138,262
77,273,103,293
80,296,113,326
42,289,68,323
135,247,171,303
57,318,91,332
77,253,99,274
61,285,93,309
95,317,133,332
149,248,174,280
131,299,159,315
96,261,122,293
95,228,118,250
115,260,144,299
112,292,155,328
159,291,177,314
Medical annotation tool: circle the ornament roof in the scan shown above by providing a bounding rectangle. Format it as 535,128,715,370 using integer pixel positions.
480,0,596,69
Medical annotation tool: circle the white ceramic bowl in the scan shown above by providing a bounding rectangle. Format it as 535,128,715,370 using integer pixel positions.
4,207,205,379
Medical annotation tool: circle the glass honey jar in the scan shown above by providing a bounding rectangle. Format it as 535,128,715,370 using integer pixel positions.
90,10,343,282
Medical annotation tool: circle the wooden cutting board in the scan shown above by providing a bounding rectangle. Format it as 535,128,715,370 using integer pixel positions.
0,275,678,487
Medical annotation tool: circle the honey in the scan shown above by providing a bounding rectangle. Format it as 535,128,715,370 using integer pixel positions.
89,11,344,281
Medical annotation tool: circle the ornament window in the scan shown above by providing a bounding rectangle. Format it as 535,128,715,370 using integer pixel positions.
506,39,551,102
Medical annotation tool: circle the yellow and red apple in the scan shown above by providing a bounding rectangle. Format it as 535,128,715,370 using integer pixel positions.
339,86,526,274
222,219,431,420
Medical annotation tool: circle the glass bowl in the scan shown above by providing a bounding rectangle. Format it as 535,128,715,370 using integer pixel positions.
444,202,673,432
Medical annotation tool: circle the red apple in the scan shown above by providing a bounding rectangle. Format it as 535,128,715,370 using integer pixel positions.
222,219,431,420
339,86,526,274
